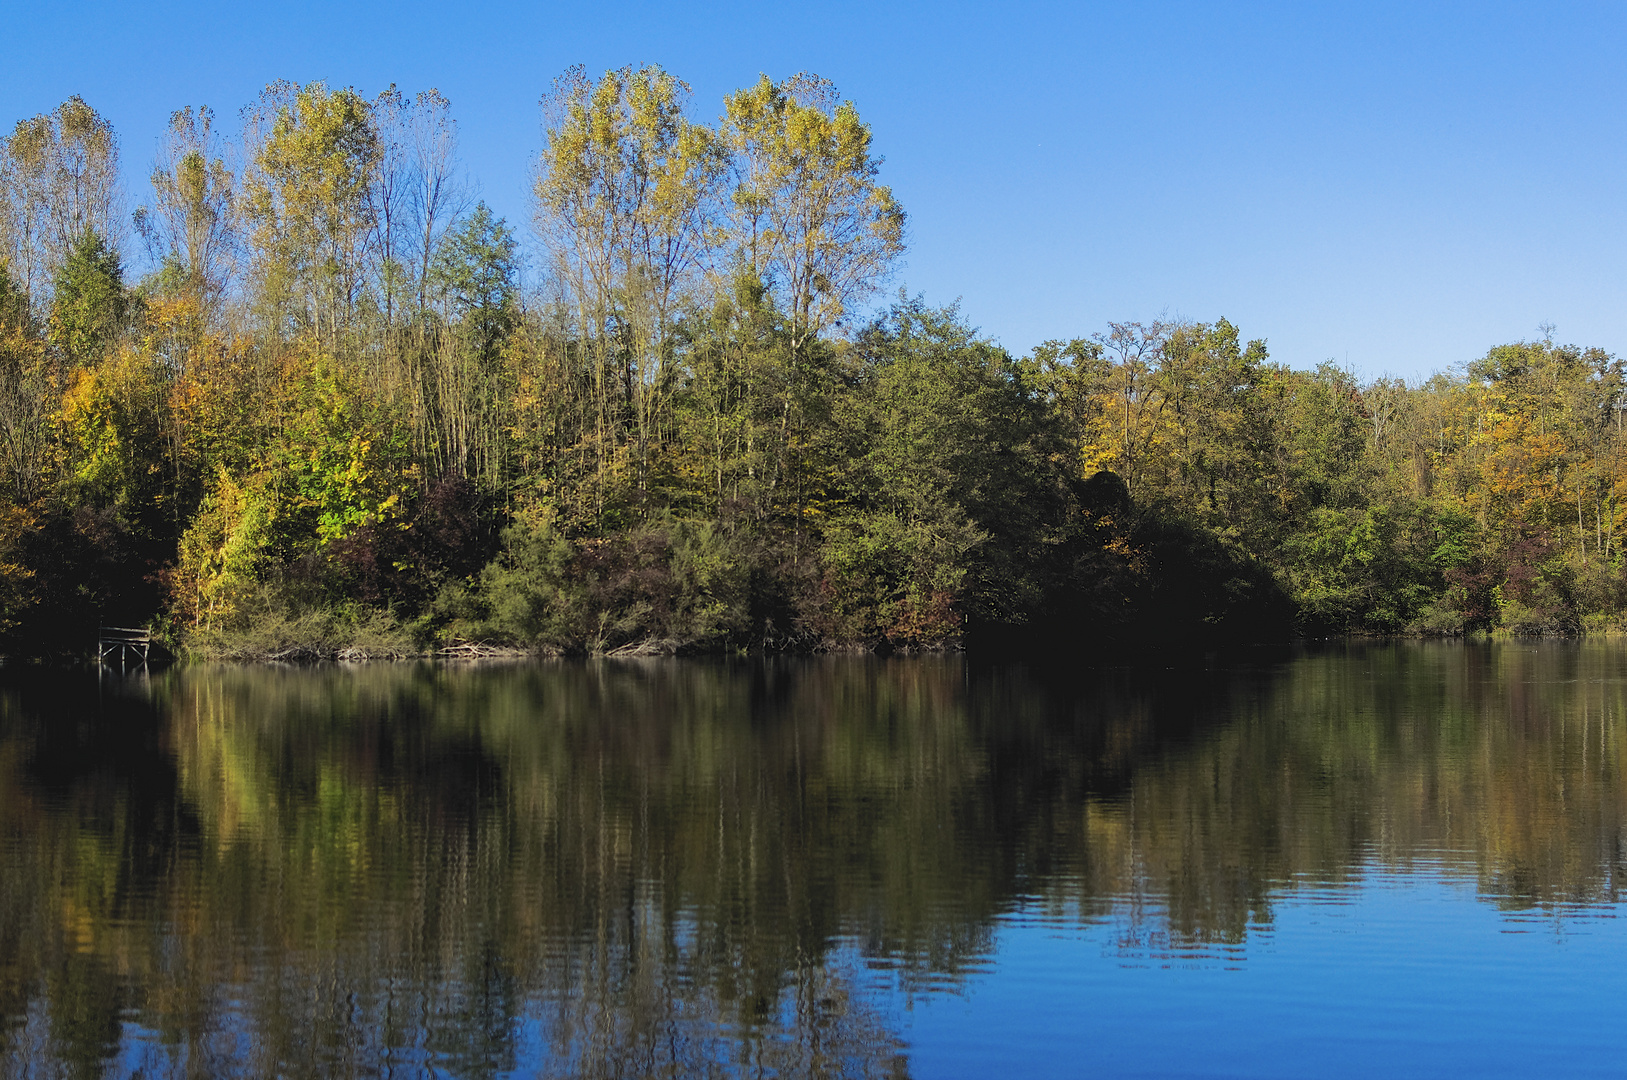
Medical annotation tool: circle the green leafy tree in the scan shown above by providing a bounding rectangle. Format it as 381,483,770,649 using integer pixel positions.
0,96,123,303
721,73,906,359
242,81,380,341
428,201,516,361
48,230,126,364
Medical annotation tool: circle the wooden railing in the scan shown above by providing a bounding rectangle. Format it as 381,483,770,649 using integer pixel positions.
97,626,152,665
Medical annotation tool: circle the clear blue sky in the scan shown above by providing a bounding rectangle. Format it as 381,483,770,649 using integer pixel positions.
3,0,1623,378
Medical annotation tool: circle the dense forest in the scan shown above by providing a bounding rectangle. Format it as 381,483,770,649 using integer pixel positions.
0,68,1624,657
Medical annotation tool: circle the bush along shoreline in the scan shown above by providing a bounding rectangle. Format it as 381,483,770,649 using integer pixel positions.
4,74,1627,662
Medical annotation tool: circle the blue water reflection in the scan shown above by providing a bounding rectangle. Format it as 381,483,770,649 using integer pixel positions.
905,872,1627,1078
0,642,1623,1077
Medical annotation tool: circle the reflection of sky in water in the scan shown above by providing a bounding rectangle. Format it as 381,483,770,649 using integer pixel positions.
903,869,1627,1079
4,645,1627,1077
85,867,1627,1080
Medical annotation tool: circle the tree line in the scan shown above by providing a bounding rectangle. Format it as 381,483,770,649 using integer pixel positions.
0,68,1623,656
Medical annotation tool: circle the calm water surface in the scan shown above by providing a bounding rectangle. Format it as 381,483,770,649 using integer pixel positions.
1,642,1625,1077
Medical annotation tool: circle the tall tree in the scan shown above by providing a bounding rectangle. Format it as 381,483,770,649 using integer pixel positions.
430,202,516,361
534,64,726,507
48,230,126,366
0,97,122,306
136,105,237,307
406,88,464,317
368,86,411,326
241,81,380,344
422,203,518,481
720,73,906,359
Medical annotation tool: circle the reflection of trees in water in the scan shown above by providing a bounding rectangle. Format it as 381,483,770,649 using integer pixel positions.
0,661,944,1077
1021,642,1627,944
533,944,907,1079
0,645,1624,1074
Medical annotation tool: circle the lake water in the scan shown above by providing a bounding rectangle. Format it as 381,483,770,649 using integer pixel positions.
1,642,1624,1078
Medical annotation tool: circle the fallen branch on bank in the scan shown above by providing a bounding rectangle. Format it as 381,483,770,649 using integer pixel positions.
437,640,533,659
603,638,680,658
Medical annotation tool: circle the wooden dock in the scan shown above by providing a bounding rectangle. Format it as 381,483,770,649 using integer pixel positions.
97,626,152,665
